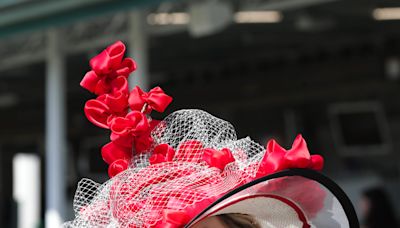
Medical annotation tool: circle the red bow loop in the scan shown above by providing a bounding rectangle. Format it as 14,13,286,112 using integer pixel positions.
129,86,173,113
133,134,154,154
202,148,235,171
101,142,132,165
110,76,129,95
110,132,134,148
108,159,129,178
116,58,137,77
80,70,102,94
100,90,129,114
257,134,324,177
266,139,287,155
310,154,324,171
90,40,126,75
149,144,176,165
84,99,111,129
256,150,287,177
284,134,311,168
110,111,150,137
146,86,173,113
84,90,129,129
128,86,146,111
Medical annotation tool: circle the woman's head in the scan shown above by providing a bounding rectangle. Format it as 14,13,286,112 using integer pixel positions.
191,214,261,228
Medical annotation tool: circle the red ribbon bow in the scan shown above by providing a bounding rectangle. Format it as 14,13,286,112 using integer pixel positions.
108,159,129,177
101,141,131,165
257,134,324,177
84,88,129,129
103,119,159,176
129,86,173,113
110,111,150,137
80,41,136,95
149,144,176,165
202,148,235,171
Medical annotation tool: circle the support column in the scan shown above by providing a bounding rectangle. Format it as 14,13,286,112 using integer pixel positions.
128,10,150,90
45,29,67,228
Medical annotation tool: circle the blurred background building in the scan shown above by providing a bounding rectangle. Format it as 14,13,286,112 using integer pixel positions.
1,0,400,227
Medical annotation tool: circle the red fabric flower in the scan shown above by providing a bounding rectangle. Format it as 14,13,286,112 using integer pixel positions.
110,111,150,137
310,154,324,171
101,91,128,114
108,159,129,177
110,132,134,148
257,134,324,177
101,141,132,165
83,79,129,129
84,91,128,129
133,133,154,154
129,86,173,113
202,148,235,171
80,41,136,95
110,119,160,155
84,99,114,129
149,144,176,165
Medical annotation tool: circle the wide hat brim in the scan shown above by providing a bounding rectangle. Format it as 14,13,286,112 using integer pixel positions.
186,169,359,228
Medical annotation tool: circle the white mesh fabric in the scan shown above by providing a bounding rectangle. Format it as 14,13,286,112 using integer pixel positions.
64,109,266,227
63,110,350,228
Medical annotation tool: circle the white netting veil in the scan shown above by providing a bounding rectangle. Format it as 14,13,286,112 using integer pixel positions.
63,109,266,228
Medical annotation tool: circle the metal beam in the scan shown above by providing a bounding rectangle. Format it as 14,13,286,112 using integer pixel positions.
0,0,111,27
0,0,177,38
255,0,341,11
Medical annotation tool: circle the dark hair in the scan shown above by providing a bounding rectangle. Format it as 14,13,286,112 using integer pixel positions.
363,187,398,228
217,213,261,228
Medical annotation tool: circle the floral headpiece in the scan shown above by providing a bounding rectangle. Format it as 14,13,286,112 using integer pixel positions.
64,41,359,228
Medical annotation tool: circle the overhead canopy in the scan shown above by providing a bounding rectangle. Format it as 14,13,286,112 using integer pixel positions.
0,0,172,38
